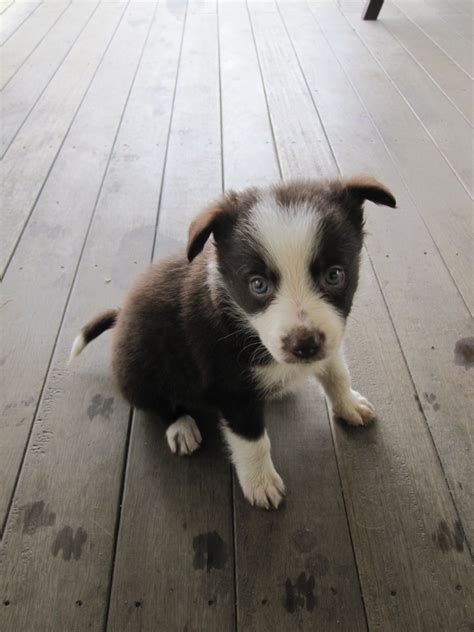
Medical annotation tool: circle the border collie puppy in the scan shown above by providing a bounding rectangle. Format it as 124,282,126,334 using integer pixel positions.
71,176,396,509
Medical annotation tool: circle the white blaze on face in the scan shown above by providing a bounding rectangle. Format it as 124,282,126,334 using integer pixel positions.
245,195,345,363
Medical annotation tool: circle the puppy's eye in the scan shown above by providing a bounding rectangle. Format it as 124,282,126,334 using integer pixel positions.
324,266,345,287
249,276,270,296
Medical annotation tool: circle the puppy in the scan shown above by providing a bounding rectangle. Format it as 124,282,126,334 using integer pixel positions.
71,176,396,509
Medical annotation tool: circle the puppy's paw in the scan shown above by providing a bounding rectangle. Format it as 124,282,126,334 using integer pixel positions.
166,415,202,456
239,462,286,510
333,389,376,427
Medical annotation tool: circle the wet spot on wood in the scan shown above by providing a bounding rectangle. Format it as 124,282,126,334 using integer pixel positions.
423,392,440,411
192,531,227,572
21,501,56,535
52,526,88,560
87,394,114,420
431,520,464,553
454,337,474,369
284,573,316,613
292,527,317,553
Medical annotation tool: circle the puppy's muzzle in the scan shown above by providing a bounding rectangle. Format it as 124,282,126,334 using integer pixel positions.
282,328,326,362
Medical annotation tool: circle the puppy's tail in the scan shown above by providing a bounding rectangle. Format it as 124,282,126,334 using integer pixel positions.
69,308,119,362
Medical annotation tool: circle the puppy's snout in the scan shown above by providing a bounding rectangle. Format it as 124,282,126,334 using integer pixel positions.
282,329,325,362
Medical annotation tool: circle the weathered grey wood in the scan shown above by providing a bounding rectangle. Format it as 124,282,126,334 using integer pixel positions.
0,5,162,630
0,0,141,536
340,2,473,196
219,2,279,190
0,1,123,278
0,1,40,45
1,1,98,156
448,0,473,17
230,5,367,629
308,0,474,546
394,0,473,77
380,1,473,124
0,1,70,90
0,1,15,15
362,0,384,20
106,7,236,631
278,5,474,622
310,2,473,315
425,0,473,38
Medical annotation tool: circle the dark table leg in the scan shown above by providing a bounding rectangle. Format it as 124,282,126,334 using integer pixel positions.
362,0,384,20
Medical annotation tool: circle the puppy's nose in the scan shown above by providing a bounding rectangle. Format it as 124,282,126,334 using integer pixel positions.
284,330,325,360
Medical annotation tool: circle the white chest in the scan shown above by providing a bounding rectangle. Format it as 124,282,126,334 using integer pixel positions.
252,362,316,398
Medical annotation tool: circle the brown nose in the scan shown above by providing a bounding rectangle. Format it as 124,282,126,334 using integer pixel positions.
283,329,325,361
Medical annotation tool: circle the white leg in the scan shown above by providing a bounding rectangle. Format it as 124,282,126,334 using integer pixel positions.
221,424,285,509
315,350,376,426
166,415,202,455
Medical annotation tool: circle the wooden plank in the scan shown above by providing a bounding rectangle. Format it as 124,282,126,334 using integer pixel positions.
0,0,132,534
106,7,236,632
308,0,474,544
1,1,98,156
0,1,121,278
394,0,472,77
0,5,163,630
0,2,15,15
340,2,473,196
448,0,473,17
380,1,473,124
276,5,474,626
230,4,367,629
0,1,70,90
425,0,473,38
219,2,279,190
0,1,40,45
310,2,473,314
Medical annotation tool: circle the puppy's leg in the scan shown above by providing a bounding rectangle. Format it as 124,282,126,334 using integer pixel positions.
155,401,202,456
315,349,376,426
219,400,285,509
166,415,202,456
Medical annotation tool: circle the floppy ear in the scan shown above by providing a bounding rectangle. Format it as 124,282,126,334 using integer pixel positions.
187,201,223,262
343,175,396,208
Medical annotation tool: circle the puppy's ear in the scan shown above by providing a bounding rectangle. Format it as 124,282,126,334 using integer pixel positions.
187,201,222,262
343,175,396,208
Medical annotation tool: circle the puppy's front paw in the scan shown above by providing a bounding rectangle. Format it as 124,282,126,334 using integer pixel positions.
166,415,202,455
239,462,286,510
333,389,376,427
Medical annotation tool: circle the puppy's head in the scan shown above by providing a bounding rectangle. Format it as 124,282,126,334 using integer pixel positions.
188,177,395,365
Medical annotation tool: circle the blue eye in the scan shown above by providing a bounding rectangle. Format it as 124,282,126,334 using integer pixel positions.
325,266,345,287
249,276,269,296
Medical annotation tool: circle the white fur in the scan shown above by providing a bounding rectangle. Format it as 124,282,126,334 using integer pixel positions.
244,195,345,363
315,351,376,425
221,424,285,509
166,415,202,455
253,361,316,398
69,332,86,362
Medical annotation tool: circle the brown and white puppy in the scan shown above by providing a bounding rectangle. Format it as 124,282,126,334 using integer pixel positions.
71,176,396,509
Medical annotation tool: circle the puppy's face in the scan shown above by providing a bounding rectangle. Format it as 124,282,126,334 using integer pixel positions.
188,177,395,365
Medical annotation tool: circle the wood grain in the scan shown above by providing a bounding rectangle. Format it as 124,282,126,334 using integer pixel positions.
106,6,236,631
0,4,164,631
0,0,129,529
0,1,40,45
0,1,70,90
341,1,473,196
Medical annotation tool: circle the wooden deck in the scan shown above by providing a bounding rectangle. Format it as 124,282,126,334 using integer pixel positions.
1,1,473,630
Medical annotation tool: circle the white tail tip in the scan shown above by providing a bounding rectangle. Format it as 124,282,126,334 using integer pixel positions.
69,332,86,363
